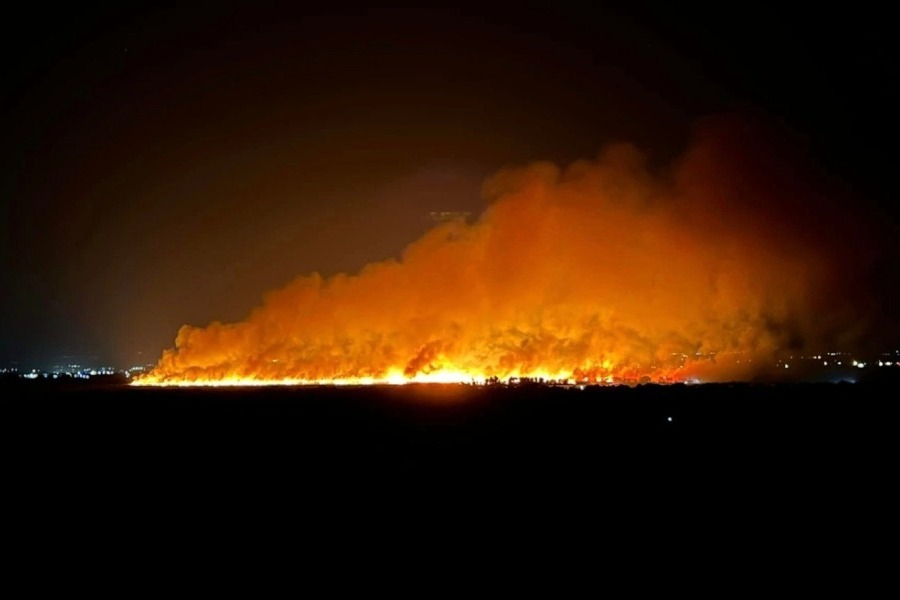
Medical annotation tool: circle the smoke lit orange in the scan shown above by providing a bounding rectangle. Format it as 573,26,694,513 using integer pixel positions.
135,120,873,386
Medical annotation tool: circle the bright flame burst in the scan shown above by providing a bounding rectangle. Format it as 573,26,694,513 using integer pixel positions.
132,368,579,387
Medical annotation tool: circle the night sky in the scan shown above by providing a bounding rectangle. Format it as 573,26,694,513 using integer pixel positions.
2,1,898,369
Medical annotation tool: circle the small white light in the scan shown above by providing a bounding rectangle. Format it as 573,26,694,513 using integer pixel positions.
667,417,673,422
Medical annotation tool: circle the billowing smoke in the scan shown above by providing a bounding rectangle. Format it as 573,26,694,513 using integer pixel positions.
139,117,884,385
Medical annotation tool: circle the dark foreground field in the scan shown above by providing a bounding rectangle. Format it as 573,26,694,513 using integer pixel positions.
4,380,895,578
5,381,896,482
4,380,898,540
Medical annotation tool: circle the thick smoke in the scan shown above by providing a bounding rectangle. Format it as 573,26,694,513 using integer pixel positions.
141,117,881,384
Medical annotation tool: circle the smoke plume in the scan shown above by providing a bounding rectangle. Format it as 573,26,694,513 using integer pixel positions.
139,117,882,384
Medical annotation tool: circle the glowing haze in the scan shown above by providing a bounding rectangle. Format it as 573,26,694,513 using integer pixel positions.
137,119,878,386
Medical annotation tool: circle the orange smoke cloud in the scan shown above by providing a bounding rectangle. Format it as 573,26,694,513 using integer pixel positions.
138,117,878,385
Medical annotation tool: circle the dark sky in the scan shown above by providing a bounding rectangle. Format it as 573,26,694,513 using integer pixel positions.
2,1,898,368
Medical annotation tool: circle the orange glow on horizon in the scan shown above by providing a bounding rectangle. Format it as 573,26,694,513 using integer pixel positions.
137,122,870,388
131,364,673,387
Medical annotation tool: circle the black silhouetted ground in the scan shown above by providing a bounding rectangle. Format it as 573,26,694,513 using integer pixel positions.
4,380,897,547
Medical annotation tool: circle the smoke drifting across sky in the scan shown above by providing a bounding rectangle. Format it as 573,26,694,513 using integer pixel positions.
143,117,887,384
3,3,898,370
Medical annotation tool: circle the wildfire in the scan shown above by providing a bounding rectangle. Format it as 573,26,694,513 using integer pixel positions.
132,368,567,387
135,119,871,387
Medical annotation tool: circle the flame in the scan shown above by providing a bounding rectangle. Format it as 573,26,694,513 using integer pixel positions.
136,119,873,387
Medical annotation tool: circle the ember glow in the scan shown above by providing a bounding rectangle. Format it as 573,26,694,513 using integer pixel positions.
136,121,873,387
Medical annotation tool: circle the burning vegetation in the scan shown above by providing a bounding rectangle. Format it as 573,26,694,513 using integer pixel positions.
136,118,880,386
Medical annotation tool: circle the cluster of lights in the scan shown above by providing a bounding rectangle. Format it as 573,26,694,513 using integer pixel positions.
773,351,900,370
15,365,124,380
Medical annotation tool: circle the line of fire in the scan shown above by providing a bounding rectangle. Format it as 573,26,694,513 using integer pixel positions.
127,126,893,389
